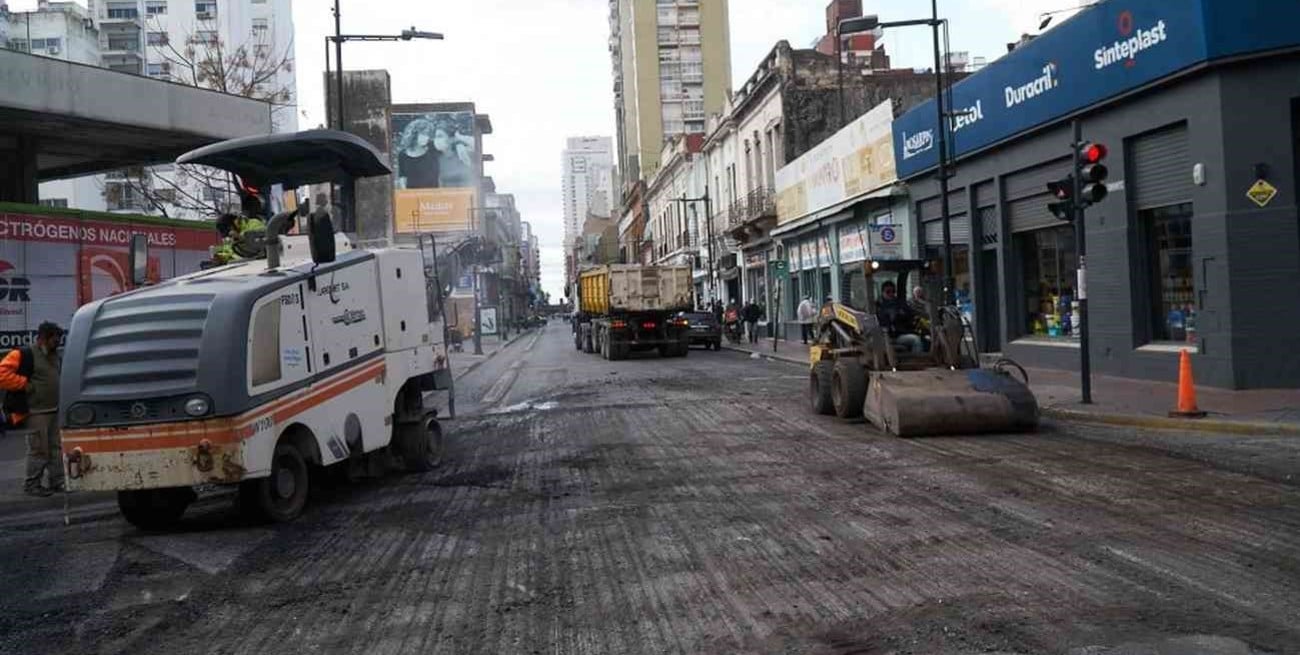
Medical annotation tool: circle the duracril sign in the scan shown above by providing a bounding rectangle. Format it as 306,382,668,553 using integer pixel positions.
892,0,1209,179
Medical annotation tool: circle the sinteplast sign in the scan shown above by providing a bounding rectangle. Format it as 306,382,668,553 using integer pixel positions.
890,0,1292,179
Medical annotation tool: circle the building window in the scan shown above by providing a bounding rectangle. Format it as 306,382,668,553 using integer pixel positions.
39,198,69,209
252,17,268,32
250,301,282,387
1143,202,1195,343
107,37,139,51
193,30,219,45
195,1,217,18
147,31,169,46
147,62,172,77
1016,225,1077,339
106,3,140,18
9,39,29,52
146,1,168,15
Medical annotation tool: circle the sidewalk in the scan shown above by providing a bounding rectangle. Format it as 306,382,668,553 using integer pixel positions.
722,340,1300,435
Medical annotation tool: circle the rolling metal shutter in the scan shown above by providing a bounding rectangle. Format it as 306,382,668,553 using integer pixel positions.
1131,124,1191,210
1006,158,1071,233
924,213,970,246
917,189,969,221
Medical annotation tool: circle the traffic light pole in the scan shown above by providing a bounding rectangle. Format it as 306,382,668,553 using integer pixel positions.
1071,119,1092,404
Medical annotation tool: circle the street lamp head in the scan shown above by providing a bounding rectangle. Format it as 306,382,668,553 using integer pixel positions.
400,27,444,41
837,15,880,37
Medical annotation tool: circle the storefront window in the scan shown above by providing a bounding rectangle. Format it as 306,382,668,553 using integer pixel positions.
1144,202,1194,343
925,245,972,321
1016,226,1078,339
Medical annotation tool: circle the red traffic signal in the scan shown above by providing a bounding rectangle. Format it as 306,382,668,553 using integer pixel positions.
1083,142,1108,163
1076,141,1109,206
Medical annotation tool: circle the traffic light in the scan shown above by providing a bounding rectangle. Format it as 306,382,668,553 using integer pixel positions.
1077,141,1109,205
1046,176,1075,222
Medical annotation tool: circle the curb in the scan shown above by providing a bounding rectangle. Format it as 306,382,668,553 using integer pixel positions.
720,343,807,367
1042,406,1300,436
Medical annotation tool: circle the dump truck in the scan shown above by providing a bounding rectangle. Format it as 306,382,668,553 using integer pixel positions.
808,258,1039,437
573,264,693,359
58,130,452,528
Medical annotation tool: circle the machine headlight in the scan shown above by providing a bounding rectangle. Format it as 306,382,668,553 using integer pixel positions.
67,404,95,426
184,396,212,417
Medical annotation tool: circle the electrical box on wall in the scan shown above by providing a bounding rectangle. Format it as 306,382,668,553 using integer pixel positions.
1193,163,1206,186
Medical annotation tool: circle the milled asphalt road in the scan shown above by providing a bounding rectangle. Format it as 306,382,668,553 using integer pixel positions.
1,320,1299,654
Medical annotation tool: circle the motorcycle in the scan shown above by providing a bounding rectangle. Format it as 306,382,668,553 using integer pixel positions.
723,308,743,344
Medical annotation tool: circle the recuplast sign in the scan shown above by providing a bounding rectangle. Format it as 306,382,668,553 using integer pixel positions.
890,0,1266,179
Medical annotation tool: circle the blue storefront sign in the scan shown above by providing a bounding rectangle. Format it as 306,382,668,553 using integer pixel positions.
892,0,1300,179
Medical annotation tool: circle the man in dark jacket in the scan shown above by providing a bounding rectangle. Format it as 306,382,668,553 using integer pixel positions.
742,301,762,344
875,282,923,353
0,322,64,497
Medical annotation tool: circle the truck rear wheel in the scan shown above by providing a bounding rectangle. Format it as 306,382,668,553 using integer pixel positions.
582,326,595,354
117,487,195,531
240,441,310,523
810,360,835,415
399,415,443,473
832,360,867,419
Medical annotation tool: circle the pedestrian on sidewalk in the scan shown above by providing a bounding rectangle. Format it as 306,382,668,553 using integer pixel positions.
742,301,761,344
0,322,65,497
797,296,817,344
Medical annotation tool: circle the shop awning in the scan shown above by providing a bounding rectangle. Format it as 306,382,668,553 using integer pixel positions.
771,184,902,239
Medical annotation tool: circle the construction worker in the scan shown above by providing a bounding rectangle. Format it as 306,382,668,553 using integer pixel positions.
211,186,267,265
0,322,65,497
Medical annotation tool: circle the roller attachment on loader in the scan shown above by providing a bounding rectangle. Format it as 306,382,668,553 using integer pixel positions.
807,260,1039,437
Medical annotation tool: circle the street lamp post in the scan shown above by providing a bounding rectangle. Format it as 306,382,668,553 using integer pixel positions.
839,4,956,304
671,189,715,305
325,0,443,130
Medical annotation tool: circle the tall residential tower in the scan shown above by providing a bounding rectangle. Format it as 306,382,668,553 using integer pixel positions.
562,136,616,288
609,0,731,187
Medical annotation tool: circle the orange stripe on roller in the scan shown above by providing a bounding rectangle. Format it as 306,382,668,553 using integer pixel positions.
64,361,386,453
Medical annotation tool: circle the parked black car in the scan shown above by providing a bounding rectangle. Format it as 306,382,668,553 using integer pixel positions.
677,311,722,350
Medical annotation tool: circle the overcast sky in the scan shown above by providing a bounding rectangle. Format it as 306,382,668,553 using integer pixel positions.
287,0,1096,301
13,0,1086,300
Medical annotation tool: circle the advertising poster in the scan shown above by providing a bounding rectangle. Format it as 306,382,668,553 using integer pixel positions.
838,223,867,264
776,100,896,225
391,110,479,234
0,211,216,348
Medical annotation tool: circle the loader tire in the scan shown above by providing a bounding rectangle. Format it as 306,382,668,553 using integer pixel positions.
810,360,835,415
832,360,866,419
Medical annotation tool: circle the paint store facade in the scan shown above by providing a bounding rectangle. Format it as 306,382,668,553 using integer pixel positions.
891,0,1300,389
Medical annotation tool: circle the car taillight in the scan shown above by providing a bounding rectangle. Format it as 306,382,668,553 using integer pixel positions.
611,320,627,329
641,321,657,329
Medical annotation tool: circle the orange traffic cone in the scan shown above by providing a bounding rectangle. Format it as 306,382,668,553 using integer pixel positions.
1169,349,1206,418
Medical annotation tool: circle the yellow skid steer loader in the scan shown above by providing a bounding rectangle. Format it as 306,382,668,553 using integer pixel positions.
808,260,1038,437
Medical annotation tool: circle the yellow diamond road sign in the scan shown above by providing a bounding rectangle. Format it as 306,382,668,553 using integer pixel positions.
1247,179,1278,208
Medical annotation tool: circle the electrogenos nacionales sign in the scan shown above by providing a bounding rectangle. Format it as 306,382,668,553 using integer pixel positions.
889,0,1298,179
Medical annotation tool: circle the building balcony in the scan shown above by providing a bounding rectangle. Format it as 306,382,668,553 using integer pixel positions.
725,188,778,243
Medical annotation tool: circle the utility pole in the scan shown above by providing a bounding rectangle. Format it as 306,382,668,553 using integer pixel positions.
931,0,955,306
332,0,344,131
